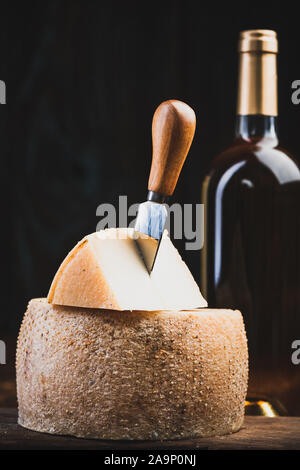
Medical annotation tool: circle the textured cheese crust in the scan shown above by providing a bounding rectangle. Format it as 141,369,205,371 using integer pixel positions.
47,228,207,311
17,299,248,440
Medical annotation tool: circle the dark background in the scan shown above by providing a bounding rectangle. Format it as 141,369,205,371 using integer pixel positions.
1,2,300,335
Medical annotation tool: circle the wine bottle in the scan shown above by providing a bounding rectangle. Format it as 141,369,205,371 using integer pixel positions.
201,30,300,416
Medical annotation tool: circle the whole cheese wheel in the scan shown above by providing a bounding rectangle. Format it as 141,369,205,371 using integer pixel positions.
16,298,248,440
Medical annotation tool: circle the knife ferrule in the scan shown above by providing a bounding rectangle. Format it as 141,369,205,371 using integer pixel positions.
147,191,169,204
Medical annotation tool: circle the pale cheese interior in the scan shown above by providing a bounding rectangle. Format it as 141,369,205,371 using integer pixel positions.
88,232,163,310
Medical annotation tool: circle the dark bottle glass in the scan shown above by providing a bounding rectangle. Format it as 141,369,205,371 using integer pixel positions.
201,30,300,416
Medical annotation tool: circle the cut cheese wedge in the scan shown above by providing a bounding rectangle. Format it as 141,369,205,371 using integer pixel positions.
17,299,248,440
48,228,207,311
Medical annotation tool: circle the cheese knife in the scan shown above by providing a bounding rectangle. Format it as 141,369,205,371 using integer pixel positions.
134,99,196,272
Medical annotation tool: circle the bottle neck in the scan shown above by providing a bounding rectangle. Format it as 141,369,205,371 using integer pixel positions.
236,48,278,144
235,115,278,145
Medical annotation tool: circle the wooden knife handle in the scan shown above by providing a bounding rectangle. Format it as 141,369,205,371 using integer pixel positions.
148,99,196,197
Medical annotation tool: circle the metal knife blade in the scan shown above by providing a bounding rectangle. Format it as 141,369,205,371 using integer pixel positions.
134,199,168,272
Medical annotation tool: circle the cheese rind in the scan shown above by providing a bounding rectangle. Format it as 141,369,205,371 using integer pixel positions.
17,298,248,440
48,228,207,311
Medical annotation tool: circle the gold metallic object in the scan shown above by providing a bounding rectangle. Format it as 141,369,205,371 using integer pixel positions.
237,29,278,116
245,400,279,417
239,29,278,53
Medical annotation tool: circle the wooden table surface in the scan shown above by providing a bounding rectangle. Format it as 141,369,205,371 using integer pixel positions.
0,408,300,450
